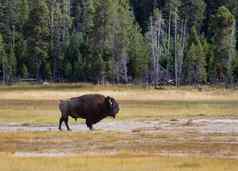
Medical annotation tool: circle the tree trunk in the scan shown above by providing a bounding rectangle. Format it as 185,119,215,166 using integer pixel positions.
156,13,161,85
174,9,178,87
150,16,156,86
166,10,171,80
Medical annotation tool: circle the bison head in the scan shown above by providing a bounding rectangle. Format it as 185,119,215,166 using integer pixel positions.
106,96,119,118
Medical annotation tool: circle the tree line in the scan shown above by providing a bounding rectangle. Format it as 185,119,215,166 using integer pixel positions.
0,0,237,86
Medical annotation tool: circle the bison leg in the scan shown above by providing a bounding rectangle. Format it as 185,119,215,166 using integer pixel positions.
64,117,71,131
86,120,93,130
58,117,64,131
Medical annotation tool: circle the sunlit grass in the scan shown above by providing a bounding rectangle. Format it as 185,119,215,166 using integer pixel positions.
0,84,238,171
1,153,238,171
120,100,238,120
1,84,238,101
0,83,238,124
0,98,238,124
1,129,238,158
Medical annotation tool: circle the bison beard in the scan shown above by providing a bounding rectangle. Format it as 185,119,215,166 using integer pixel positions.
58,94,119,131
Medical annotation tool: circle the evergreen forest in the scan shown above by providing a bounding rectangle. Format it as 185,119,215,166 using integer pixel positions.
0,0,238,86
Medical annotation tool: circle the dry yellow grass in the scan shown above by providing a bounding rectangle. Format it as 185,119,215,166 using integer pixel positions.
1,129,238,159
0,84,238,101
0,85,238,123
1,153,238,171
0,84,238,171
1,88,238,101
0,99,238,123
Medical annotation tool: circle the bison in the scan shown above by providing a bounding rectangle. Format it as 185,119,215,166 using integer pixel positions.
58,94,119,131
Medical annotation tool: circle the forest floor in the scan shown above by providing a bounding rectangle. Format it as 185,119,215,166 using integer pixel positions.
0,84,238,171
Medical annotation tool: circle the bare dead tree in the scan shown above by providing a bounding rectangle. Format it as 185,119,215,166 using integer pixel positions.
156,13,162,85
176,18,187,86
147,7,187,86
150,16,156,85
166,10,172,80
174,9,187,87
150,10,162,86
174,9,178,87
226,21,237,87
120,49,129,83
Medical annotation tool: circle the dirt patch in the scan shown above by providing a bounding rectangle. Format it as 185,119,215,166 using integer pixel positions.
15,152,73,157
191,119,238,134
0,118,238,134
2,118,238,158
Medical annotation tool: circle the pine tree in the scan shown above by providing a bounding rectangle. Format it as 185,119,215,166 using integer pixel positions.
20,64,28,79
0,0,18,83
15,0,29,79
72,0,95,34
183,26,207,84
128,23,149,82
91,52,105,83
42,62,52,80
0,33,7,83
180,0,206,31
26,0,50,81
50,1,64,81
64,32,83,81
130,0,155,33
202,39,216,83
8,46,17,81
211,6,236,85
232,54,238,82
17,0,29,29
64,61,72,80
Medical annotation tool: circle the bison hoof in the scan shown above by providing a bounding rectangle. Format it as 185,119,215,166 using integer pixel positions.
89,127,94,131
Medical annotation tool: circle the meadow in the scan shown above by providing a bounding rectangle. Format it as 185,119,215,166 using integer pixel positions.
0,84,238,171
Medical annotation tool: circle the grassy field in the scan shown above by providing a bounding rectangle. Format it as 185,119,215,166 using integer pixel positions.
0,84,238,123
1,154,238,171
0,84,238,171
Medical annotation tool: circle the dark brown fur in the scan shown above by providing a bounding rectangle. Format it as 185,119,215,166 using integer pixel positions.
58,94,119,131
